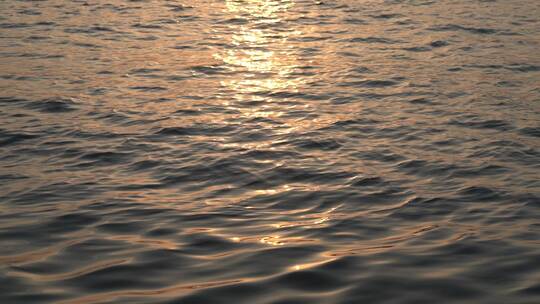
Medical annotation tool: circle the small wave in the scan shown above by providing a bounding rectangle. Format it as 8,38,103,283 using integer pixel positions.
24,98,78,113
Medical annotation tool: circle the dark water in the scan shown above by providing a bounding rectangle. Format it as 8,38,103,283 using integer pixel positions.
1,0,540,303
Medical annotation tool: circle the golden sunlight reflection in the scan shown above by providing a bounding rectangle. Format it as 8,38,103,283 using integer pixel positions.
218,0,304,97
225,0,294,18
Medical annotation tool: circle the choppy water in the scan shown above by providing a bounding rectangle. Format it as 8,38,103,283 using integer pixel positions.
1,0,540,303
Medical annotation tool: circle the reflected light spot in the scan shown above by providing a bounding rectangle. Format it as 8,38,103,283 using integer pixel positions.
260,236,284,246
289,258,337,272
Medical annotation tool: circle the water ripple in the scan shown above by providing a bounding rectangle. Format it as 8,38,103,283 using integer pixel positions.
0,0,539,303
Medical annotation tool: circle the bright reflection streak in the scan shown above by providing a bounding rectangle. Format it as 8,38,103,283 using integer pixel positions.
260,236,284,246
290,258,336,271
218,0,304,96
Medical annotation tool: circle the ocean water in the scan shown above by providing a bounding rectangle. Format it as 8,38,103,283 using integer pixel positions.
1,0,539,303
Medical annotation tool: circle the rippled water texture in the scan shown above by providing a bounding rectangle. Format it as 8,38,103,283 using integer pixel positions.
1,0,540,303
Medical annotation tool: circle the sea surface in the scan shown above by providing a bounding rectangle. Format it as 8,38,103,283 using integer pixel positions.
1,0,540,303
